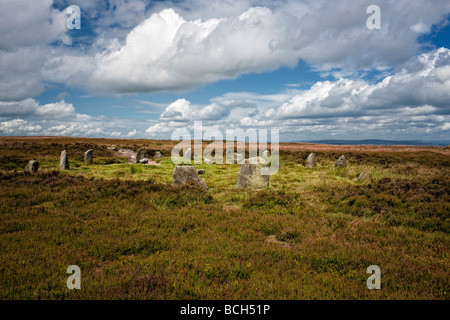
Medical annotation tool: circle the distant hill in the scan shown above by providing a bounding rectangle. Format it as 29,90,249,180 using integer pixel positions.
300,139,450,146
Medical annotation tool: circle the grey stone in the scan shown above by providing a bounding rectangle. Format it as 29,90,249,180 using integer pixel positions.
136,148,147,163
172,165,208,190
236,157,269,189
59,150,69,170
24,159,39,173
234,152,244,164
154,151,163,159
139,158,149,164
305,153,316,168
262,150,270,157
357,170,371,181
84,149,94,165
335,155,347,168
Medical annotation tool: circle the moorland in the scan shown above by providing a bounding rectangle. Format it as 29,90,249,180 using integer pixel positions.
0,136,448,299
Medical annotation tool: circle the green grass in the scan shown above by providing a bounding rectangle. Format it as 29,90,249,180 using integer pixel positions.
0,138,448,299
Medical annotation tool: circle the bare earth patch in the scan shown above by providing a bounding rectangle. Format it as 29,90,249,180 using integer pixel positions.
110,147,161,165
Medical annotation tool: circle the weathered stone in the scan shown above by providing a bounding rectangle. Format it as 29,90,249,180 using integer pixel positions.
197,169,205,175
139,158,149,164
262,150,270,157
24,159,39,173
59,150,69,170
305,153,316,168
84,149,94,165
357,170,371,181
154,151,163,159
234,152,244,164
236,157,269,189
335,155,347,168
172,165,208,190
136,148,147,163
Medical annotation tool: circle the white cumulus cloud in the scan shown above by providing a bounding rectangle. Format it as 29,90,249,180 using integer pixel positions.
266,48,450,119
90,1,450,94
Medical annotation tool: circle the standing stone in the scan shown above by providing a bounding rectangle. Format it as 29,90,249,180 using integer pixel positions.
234,152,244,164
154,151,163,159
236,157,269,189
136,148,147,163
24,159,39,173
172,165,208,190
357,170,371,181
84,149,94,165
59,150,69,170
305,153,316,168
335,155,347,168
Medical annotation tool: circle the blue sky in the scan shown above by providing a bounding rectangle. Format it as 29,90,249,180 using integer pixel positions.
1,0,450,142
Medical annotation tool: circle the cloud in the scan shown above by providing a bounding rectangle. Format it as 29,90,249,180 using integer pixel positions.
35,100,76,118
127,129,137,137
0,47,48,101
140,48,450,141
2,0,450,99
0,0,69,50
145,122,176,135
0,119,42,134
90,1,450,94
266,48,450,119
0,99,40,117
159,98,233,121
0,99,75,119
0,1,78,102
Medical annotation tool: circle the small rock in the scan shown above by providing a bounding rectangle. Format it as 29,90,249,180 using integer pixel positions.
236,157,269,189
197,169,205,175
262,150,270,157
59,150,69,170
305,153,316,168
139,158,149,164
335,155,347,168
172,165,208,190
24,159,39,173
357,170,371,181
136,148,147,163
154,151,163,159
234,152,244,164
84,149,94,165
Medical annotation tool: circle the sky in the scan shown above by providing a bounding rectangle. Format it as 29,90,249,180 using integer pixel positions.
0,0,450,142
